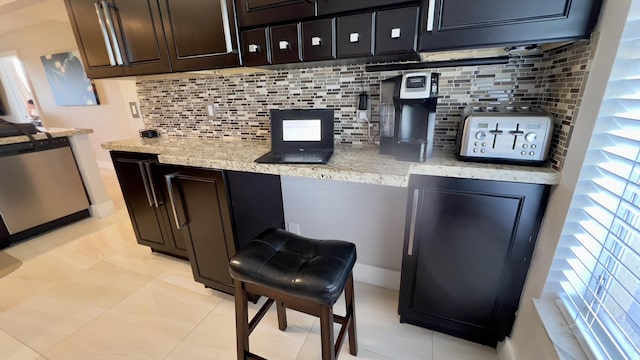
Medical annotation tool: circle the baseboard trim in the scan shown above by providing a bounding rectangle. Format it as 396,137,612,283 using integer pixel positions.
90,201,116,218
498,338,517,360
353,263,401,290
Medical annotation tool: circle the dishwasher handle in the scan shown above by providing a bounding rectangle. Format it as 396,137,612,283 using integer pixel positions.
165,173,188,229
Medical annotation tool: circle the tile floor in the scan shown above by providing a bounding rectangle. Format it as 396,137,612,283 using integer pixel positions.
0,169,499,360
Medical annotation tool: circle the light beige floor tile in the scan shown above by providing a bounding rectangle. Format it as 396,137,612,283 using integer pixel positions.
0,261,154,353
307,282,435,360
43,279,220,360
433,332,498,360
0,328,41,360
156,261,229,299
295,330,393,360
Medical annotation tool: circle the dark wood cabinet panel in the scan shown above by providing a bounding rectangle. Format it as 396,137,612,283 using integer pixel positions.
317,0,417,15
301,18,335,62
336,13,374,59
159,0,241,71
111,152,186,257
236,0,315,27
375,6,418,55
270,23,301,64
241,28,271,66
399,175,550,346
166,168,236,294
419,0,603,51
64,0,171,78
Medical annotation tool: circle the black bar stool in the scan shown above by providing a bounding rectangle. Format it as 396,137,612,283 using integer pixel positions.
229,228,358,360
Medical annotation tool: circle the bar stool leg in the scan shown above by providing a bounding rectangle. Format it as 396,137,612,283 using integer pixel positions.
320,305,336,360
345,273,358,355
234,279,249,360
276,301,288,331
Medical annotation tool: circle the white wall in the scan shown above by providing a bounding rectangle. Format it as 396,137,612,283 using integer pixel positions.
0,21,140,166
499,0,631,359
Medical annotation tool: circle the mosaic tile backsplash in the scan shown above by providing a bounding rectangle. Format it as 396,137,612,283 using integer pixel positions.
136,35,596,171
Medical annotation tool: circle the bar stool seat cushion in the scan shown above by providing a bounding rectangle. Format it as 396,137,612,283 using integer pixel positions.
229,228,357,305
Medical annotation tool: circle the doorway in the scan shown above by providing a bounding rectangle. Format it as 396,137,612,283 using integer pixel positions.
0,52,39,124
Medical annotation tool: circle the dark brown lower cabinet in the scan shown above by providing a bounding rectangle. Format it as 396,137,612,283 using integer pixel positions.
165,168,285,295
111,152,188,258
111,151,285,295
398,175,550,347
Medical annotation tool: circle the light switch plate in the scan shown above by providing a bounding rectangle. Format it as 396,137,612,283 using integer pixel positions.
129,102,140,118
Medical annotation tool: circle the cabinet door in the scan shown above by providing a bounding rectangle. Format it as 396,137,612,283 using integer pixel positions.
159,0,241,71
112,0,172,76
241,28,271,66
336,13,374,58
64,0,171,78
270,23,301,64
420,0,602,51
375,6,418,55
166,169,236,294
150,163,189,258
64,0,126,78
236,0,315,27
111,153,171,251
317,0,416,15
302,18,335,62
399,176,549,346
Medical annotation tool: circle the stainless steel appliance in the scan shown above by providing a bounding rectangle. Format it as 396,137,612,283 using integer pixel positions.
379,72,439,162
0,137,90,247
456,106,553,165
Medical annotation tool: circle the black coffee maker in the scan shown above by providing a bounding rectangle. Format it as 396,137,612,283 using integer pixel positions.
379,72,439,162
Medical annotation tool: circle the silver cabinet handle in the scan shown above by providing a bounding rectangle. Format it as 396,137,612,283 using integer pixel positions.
138,161,154,207
165,173,185,229
311,36,322,46
248,44,259,53
349,33,360,43
278,40,290,50
219,0,234,53
391,28,401,39
101,0,124,65
426,0,436,32
144,161,160,207
407,189,420,256
94,2,116,66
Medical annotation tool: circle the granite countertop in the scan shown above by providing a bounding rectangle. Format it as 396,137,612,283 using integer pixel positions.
102,137,561,187
0,128,93,146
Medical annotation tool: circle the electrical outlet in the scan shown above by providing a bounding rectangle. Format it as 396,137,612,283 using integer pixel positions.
357,110,368,122
206,103,218,120
288,222,300,235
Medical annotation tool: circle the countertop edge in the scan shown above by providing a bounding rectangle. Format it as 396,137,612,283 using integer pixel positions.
0,128,93,146
103,137,560,187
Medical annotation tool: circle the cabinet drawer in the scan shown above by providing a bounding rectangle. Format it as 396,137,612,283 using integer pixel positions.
301,18,335,62
241,28,271,66
270,23,301,64
336,13,374,58
375,6,418,55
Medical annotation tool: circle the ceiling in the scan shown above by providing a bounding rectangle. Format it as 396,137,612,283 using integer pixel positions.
0,0,70,36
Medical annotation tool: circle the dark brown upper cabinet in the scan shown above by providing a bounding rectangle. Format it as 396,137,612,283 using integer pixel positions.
317,0,417,15
301,18,335,62
235,0,316,28
270,23,302,64
64,0,171,78
419,0,603,52
375,6,419,55
158,0,241,72
336,13,374,59
241,28,271,66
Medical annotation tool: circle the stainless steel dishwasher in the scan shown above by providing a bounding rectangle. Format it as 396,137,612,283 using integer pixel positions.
0,137,90,247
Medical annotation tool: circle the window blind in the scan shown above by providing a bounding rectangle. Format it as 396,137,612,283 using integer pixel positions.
547,5,640,360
